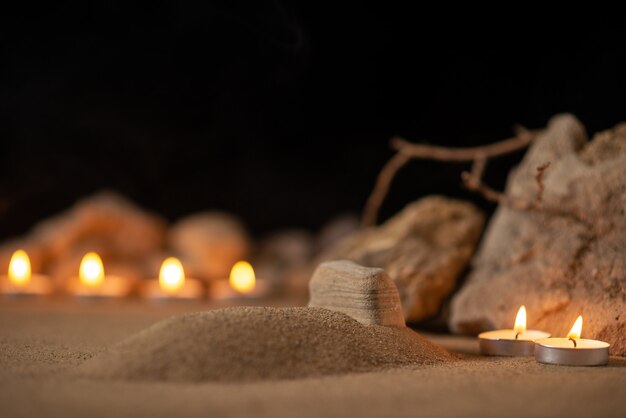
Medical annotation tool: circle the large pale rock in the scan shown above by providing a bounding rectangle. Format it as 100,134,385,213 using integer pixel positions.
321,197,484,322
309,260,405,327
168,212,250,281
0,192,166,285
450,115,626,356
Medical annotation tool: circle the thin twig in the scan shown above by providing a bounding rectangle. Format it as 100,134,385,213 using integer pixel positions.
362,129,541,227
391,129,538,161
361,153,411,228
461,160,533,211
461,159,551,211
535,162,551,205
468,156,487,186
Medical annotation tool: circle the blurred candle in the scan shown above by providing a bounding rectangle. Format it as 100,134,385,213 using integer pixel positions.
141,257,204,300
210,261,271,300
0,250,53,296
80,252,105,287
68,252,133,298
230,261,256,294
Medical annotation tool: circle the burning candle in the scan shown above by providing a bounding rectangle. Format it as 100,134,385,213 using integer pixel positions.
140,257,205,300
0,250,53,296
230,260,256,293
478,306,551,356
210,261,271,300
68,252,133,298
80,252,104,287
534,316,610,366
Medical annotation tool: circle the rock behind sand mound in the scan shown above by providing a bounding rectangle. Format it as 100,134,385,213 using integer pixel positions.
450,114,626,356
81,307,454,382
320,196,484,322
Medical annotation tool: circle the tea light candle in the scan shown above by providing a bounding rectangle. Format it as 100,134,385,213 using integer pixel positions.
141,257,205,300
479,306,551,356
67,252,133,298
210,261,271,300
0,250,53,296
534,316,610,366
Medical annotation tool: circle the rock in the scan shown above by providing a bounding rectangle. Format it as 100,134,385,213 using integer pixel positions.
0,191,166,285
315,214,360,253
254,229,314,299
449,114,626,356
320,197,484,322
308,260,406,327
168,212,250,281
256,230,314,273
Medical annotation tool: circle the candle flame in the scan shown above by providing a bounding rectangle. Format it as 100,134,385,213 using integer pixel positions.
229,261,256,294
159,257,185,293
567,315,583,339
514,305,527,334
8,250,31,286
79,252,104,287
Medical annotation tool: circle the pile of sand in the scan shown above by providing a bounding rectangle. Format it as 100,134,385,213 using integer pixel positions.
80,307,455,382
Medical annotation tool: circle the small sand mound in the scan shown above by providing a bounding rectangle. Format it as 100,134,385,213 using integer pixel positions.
80,307,455,382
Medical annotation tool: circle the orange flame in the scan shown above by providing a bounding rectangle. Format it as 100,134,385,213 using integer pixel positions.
229,261,256,294
79,252,104,287
567,316,583,339
8,250,31,286
514,305,527,334
159,257,185,294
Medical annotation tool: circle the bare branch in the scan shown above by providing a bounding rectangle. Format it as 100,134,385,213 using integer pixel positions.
460,159,552,212
461,164,532,211
361,152,411,228
361,129,542,227
391,129,539,161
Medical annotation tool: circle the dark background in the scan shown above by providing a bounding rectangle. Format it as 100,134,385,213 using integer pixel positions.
1,3,624,239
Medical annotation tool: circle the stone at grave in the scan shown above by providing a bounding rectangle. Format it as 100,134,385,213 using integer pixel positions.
450,115,626,356
320,197,484,322
308,260,406,327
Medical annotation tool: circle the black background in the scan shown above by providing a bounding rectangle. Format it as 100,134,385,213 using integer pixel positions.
1,3,624,239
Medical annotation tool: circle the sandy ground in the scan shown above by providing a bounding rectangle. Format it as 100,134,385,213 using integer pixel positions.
1,298,625,418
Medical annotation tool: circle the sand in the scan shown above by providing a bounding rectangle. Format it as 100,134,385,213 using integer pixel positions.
80,306,454,382
1,299,626,418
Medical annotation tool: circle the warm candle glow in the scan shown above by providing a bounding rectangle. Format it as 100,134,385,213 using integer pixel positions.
229,261,256,294
79,252,105,287
8,250,31,286
514,305,527,334
567,315,583,339
159,257,185,294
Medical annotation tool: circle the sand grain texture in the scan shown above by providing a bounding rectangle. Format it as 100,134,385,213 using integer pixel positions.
80,306,454,382
2,300,626,418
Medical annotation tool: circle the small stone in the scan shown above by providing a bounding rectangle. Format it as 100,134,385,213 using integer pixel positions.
168,212,250,281
254,229,314,299
256,229,313,273
308,260,405,327
320,196,484,322
315,214,360,253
